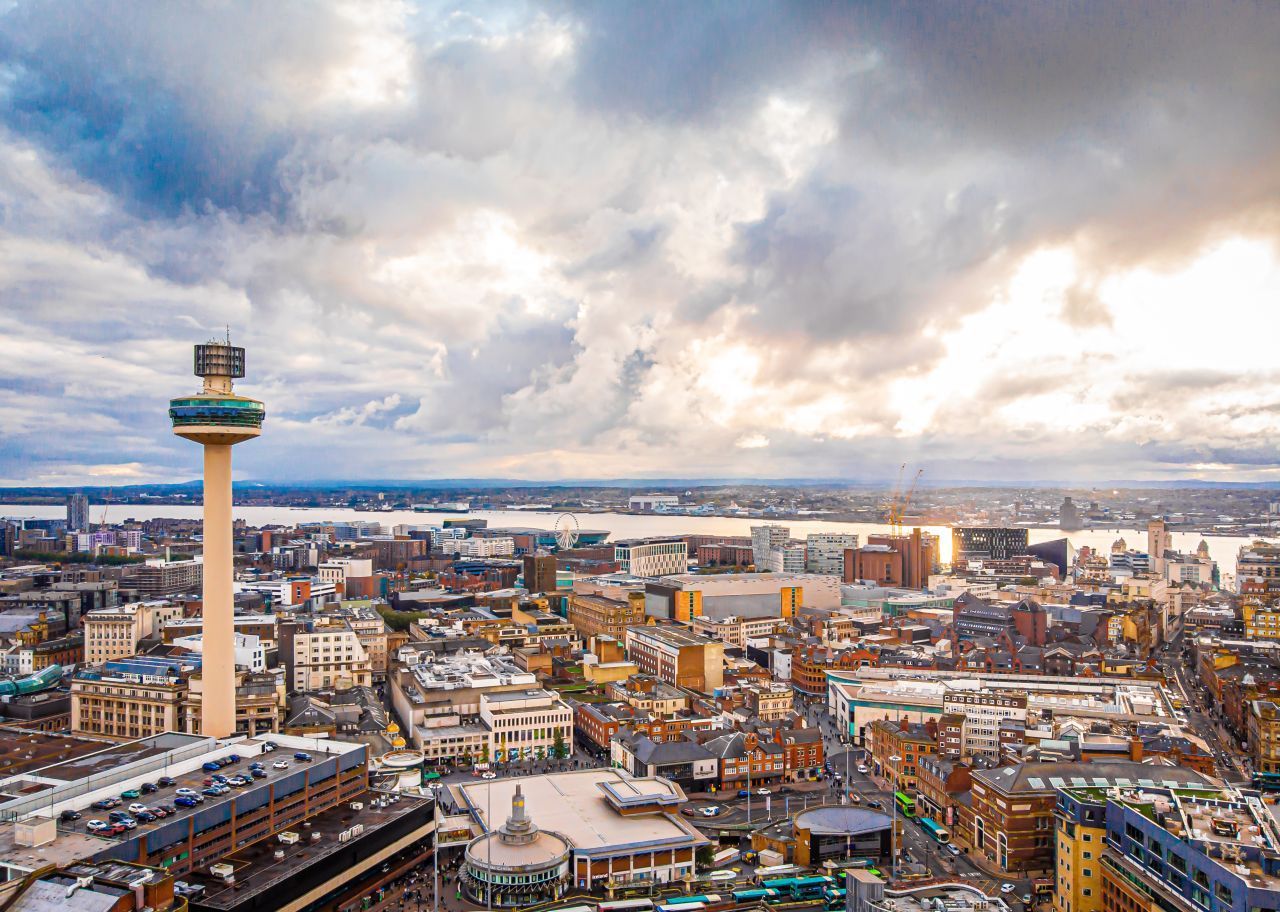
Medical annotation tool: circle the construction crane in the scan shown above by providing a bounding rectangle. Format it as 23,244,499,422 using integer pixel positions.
895,469,925,535
881,463,906,527
97,489,113,529
886,467,924,535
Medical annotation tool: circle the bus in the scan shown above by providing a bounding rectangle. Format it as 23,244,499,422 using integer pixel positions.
732,889,779,904
918,817,950,844
823,887,847,910
758,876,833,900
894,792,916,817
599,901,655,912
658,904,704,912
1254,772,1280,792
793,877,835,899
665,896,722,906
754,864,803,879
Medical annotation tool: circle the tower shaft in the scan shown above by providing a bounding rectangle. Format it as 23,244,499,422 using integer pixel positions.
201,444,236,738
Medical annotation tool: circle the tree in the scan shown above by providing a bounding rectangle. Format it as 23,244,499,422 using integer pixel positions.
696,845,716,869
480,743,490,764
552,729,567,760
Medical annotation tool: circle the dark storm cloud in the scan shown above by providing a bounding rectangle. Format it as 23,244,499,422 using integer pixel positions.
2,0,1280,483
0,0,360,218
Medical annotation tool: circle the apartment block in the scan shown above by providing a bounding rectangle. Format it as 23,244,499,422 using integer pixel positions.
624,625,724,693
567,590,647,639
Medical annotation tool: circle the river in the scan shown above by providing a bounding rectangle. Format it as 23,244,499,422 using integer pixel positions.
2,503,1263,569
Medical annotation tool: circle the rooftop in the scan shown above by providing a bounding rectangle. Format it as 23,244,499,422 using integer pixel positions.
456,769,704,853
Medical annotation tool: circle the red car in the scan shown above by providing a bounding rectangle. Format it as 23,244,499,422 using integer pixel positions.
106,823,128,837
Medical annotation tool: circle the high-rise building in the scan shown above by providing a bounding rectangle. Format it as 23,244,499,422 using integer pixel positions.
1147,517,1172,576
805,533,857,575
1058,496,1082,531
66,493,90,532
951,526,1029,562
168,340,265,737
751,524,790,569
523,553,558,594
613,537,688,576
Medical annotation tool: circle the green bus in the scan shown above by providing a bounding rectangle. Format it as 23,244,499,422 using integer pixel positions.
894,791,916,817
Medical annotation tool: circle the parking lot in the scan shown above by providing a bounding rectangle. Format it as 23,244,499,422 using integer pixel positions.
57,739,330,840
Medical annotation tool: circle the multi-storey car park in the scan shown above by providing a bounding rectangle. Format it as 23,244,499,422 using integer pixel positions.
0,731,433,912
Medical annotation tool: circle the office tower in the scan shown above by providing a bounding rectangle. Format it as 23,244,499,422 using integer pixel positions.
168,341,265,737
66,494,90,533
951,526,1029,562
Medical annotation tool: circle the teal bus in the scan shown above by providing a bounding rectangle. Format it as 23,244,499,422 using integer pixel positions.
823,887,847,910
731,889,779,904
894,791,916,817
918,817,950,844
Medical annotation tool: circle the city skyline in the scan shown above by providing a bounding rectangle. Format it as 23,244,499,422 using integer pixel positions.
3,2,1280,486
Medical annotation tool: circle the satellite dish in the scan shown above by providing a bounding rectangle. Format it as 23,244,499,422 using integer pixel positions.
554,513,580,551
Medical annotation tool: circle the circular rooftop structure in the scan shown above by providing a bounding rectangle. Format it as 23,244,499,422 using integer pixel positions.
794,806,893,836
463,784,572,908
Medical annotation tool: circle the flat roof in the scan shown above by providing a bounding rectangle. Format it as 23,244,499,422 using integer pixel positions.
457,769,703,854
190,790,431,910
38,736,193,782
0,728,122,778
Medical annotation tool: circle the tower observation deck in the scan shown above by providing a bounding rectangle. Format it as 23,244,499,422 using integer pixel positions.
169,343,265,446
169,340,264,738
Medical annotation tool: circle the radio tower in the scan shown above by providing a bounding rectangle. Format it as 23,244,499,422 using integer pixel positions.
169,340,265,737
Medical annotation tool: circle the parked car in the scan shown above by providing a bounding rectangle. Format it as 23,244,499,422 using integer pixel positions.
294,752,312,762
60,809,82,822
91,798,121,810
86,820,109,833
157,777,176,787
128,803,150,815
175,788,199,797
140,782,158,794
226,754,240,764
202,787,222,797
856,765,869,774
481,771,496,780
250,768,267,779
218,757,235,768
135,810,157,823
150,807,170,818
261,741,277,753
202,762,222,772
273,760,290,770
174,797,198,808
106,823,127,837
121,789,141,800
755,788,771,796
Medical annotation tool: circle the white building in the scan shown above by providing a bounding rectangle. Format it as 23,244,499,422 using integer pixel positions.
317,558,373,586
751,525,790,569
481,689,574,761
806,533,857,575
442,537,516,558
172,632,267,672
629,494,680,511
290,620,372,690
614,538,688,577
83,601,183,665
237,578,338,608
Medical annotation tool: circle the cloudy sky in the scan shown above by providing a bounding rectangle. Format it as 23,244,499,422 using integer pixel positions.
2,1,1280,486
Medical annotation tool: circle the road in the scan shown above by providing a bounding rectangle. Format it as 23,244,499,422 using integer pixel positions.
1161,633,1251,783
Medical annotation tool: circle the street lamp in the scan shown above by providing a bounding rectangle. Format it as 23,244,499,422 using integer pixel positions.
887,755,902,881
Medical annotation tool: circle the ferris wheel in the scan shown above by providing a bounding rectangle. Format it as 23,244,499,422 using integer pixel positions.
554,513,580,551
